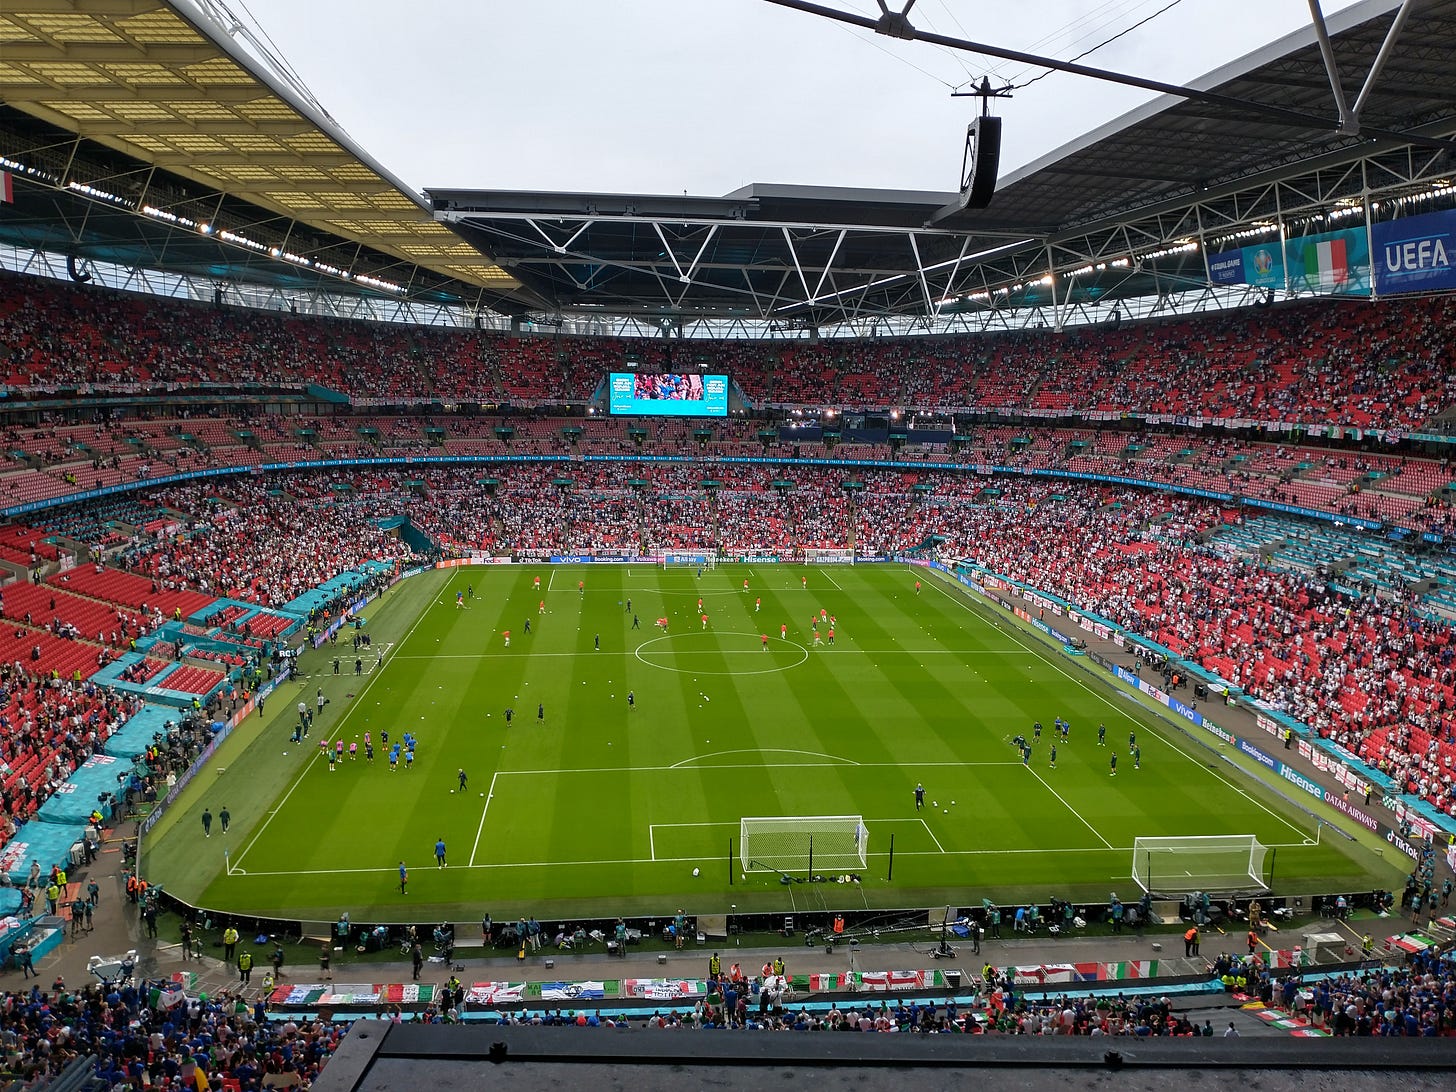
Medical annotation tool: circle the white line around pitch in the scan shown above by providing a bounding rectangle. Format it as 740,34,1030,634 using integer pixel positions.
218,844,1138,879
389,648,1027,660
231,591,437,871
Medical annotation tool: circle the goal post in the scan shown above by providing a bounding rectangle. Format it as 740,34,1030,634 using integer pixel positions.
802,549,855,565
1131,835,1269,896
740,815,868,875
662,551,714,568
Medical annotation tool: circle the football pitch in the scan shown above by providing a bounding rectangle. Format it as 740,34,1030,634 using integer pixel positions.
148,563,1394,923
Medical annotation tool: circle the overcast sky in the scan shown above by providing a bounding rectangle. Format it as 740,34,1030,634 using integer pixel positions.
229,0,1370,197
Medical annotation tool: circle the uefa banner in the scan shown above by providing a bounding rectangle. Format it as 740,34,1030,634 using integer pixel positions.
1208,242,1283,288
1284,227,1371,296
1372,209,1456,294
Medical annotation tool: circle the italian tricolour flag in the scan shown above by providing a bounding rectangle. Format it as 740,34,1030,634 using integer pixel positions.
1303,237,1348,288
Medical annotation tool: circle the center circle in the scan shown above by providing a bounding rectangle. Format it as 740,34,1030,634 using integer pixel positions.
633,630,810,676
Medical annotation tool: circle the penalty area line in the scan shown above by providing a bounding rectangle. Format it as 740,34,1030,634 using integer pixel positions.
919,818,946,854
469,771,498,867
922,573,1309,843
1024,766,1114,850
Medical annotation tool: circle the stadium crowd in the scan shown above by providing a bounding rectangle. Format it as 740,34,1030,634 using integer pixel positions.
51,465,1449,817
5,271,1456,429
123,479,421,608
5,407,1456,540
0,944,1441,1091
2,268,1456,853
0,980,342,1089
0,673,142,833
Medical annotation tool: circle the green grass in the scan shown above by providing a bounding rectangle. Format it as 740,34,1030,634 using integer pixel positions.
143,563,1397,924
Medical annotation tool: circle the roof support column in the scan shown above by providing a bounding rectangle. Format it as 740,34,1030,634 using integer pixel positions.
1274,184,1292,298
1306,0,1354,132
812,229,846,300
907,232,935,319
781,227,813,306
1363,159,1378,302
1351,0,1416,122
1045,243,1063,333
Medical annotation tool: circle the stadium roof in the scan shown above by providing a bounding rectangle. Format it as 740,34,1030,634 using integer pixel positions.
0,0,526,309
432,0,1456,328
2,0,1455,327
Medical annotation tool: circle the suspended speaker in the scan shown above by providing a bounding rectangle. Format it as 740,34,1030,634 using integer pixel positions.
66,255,92,284
959,116,1002,210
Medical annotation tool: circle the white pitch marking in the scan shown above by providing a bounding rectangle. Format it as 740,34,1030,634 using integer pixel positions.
469,771,499,867
1024,766,1114,850
497,759,1022,777
215,843,1140,879
389,648,1024,660
231,598,435,870
670,748,860,769
922,573,1309,842
919,817,947,854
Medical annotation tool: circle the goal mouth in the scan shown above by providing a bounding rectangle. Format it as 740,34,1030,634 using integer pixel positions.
740,815,868,875
1131,834,1270,897
662,552,715,568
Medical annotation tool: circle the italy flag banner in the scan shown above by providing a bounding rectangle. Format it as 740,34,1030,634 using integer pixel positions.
1303,236,1349,288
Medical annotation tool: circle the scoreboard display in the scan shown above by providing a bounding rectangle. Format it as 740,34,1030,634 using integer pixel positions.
608,373,728,417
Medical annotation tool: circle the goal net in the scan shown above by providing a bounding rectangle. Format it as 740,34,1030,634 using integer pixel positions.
802,549,855,564
741,815,868,874
1131,835,1269,895
663,551,714,568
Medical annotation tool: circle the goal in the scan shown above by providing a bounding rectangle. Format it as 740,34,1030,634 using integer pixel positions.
662,551,714,568
1131,835,1269,896
740,815,869,875
802,549,855,564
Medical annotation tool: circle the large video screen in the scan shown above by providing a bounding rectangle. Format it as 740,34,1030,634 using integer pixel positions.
608,372,728,417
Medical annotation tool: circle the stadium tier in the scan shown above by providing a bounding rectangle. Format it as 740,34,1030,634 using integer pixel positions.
10,2,1456,1085
4,270,1456,428
0,458,1452,819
